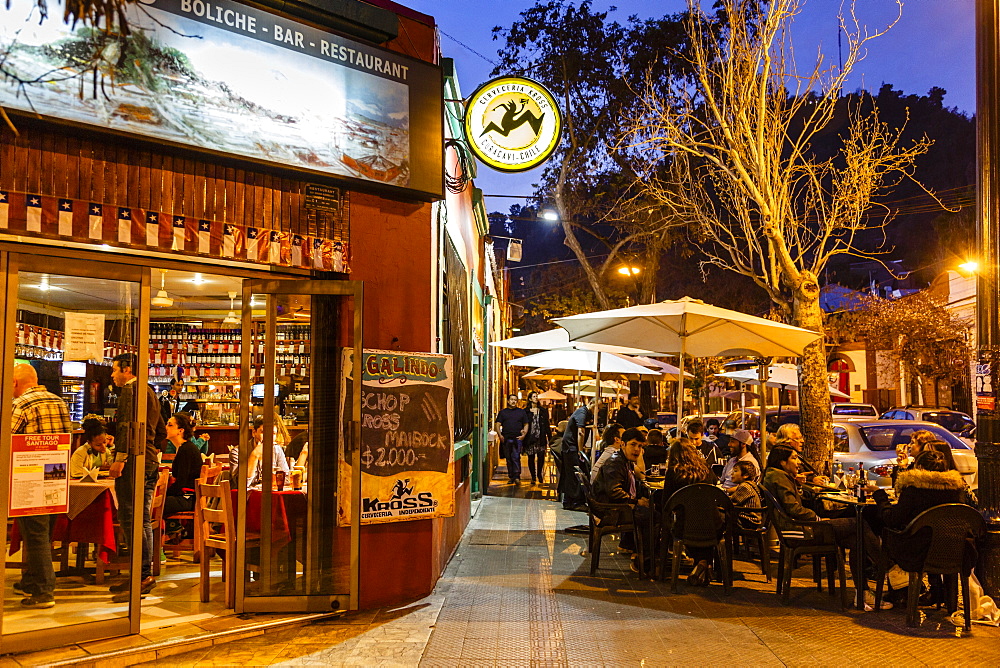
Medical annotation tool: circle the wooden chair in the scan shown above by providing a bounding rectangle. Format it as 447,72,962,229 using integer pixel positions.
149,469,171,576
96,470,170,583
166,463,223,563
197,478,259,609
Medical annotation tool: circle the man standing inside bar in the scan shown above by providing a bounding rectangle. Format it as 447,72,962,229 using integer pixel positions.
10,364,71,609
495,394,529,483
109,353,166,602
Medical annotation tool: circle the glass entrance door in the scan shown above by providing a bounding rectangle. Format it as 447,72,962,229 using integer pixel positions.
235,279,362,613
0,253,149,653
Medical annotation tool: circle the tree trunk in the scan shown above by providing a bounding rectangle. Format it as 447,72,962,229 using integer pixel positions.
792,273,833,472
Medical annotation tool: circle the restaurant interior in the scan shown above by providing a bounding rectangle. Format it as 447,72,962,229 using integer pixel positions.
5,267,324,636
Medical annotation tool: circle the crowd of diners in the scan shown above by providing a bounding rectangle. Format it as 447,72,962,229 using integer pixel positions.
496,391,977,611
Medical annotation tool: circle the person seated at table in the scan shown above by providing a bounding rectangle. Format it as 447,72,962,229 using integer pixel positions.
874,448,970,607
162,413,203,541
592,430,651,573
719,429,760,490
773,423,829,485
285,429,309,469
763,445,890,610
729,461,763,531
643,429,667,468
70,417,115,478
591,424,624,483
246,415,290,488
659,439,718,585
162,412,210,456
921,439,978,507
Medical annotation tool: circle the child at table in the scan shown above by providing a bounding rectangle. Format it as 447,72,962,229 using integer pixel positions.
70,417,114,478
729,461,763,530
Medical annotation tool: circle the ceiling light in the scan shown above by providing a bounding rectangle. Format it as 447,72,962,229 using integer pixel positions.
37,277,51,291
222,290,239,324
151,269,174,308
191,273,206,285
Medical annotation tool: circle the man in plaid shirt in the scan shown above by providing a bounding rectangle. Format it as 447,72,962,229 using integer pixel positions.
11,364,71,608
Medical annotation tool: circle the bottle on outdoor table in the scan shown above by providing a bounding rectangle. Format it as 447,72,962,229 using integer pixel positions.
857,463,867,502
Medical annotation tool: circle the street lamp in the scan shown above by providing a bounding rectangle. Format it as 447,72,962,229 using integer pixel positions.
541,209,559,222
617,266,641,276
959,260,980,274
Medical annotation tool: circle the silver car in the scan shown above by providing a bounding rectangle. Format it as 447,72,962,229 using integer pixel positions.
831,419,978,489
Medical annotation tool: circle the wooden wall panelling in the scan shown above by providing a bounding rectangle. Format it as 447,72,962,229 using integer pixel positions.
233,166,245,227
26,131,40,195
193,155,206,219
78,138,93,204
139,147,152,213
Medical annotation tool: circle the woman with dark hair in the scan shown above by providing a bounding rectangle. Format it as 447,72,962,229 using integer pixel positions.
245,414,290,488
163,413,203,522
70,417,114,477
763,445,890,609
522,391,552,485
908,440,977,506
874,448,970,607
659,440,717,585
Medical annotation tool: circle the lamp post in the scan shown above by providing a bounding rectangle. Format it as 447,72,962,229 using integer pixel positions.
975,0,1000,597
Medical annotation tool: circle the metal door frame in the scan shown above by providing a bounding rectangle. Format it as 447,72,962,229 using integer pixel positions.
235,279,363,613
0,251,150,653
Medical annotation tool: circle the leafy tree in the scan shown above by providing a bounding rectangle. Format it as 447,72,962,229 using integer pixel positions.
842,291,973,406
619,0,933,469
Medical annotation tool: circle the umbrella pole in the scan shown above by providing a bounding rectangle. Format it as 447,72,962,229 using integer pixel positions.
593,352,602,463
757,360,769,464
676,337,686,432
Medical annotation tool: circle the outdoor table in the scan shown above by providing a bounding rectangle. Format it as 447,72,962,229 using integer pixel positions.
819,490,875,610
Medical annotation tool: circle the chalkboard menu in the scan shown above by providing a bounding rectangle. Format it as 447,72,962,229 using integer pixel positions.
340,350,455,525
360,384,451,476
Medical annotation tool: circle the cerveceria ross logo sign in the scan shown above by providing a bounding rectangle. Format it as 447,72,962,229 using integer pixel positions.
464,77,561,173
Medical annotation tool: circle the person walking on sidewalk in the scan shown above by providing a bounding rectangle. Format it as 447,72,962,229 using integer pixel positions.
108,353,167,603
10,364,72,609
495,395,529,483
522,392,551,485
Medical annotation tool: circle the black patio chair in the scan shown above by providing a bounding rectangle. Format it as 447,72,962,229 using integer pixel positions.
574,470,645,578
758,487,848,608
730,483,772,582
873,503,987,631
662,483,734,594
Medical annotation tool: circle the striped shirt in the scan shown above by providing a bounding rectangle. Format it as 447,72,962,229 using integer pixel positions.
11,385,72,435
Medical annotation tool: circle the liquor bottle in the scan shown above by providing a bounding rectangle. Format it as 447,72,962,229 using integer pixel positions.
857,463,868,502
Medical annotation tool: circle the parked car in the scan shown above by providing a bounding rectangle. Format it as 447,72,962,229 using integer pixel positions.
725,406,800,434
831,419,978,489
879,406,976,446
832,403,878,417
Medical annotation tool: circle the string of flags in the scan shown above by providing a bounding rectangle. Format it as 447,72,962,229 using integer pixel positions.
0,190,348,272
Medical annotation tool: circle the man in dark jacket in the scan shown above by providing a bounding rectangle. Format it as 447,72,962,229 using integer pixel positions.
109,353,167,603
762,446,889,610
593,434,651,572
613,394,644,430
560,400,593,510
494,394,529,483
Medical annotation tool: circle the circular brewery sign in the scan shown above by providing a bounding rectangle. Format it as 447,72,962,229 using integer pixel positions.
464,77,562,173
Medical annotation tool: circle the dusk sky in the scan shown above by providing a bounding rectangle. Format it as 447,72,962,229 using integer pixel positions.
405,0,975,212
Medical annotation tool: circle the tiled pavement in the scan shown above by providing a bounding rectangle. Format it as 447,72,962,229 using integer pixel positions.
142,469,1000,666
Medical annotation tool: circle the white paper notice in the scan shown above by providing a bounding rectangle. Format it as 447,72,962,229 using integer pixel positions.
63,312,105,361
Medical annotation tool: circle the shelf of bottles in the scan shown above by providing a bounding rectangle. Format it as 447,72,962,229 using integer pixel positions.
251,323,311,380
14,322,135,363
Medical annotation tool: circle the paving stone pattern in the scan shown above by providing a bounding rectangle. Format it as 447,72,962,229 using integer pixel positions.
141,473,1000,667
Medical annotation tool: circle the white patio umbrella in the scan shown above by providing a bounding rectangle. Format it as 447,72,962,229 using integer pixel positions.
716,363,851,399
562,379,629,397
555,297,823,459
491,328,658,355
537,389,567,401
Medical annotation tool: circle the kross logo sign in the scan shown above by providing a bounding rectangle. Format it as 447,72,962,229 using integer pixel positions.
465,77,562,173
361,478,438,520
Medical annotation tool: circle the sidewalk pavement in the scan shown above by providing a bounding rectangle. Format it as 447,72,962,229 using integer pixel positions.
142,468,1000,667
